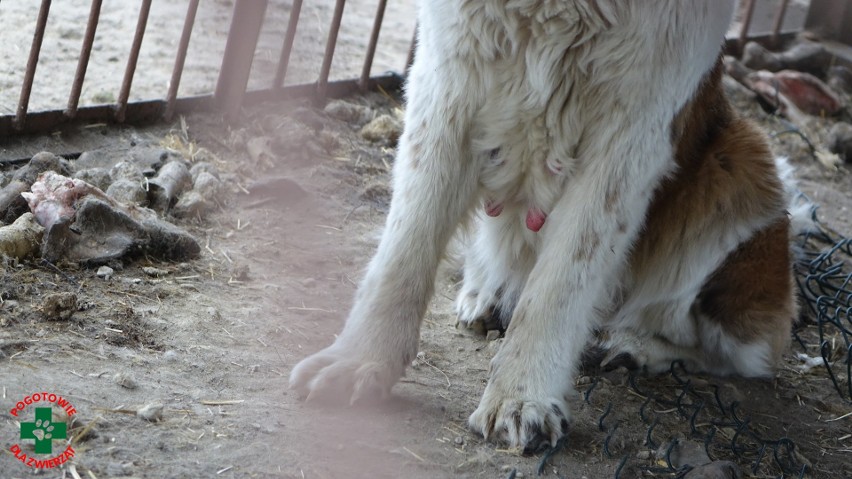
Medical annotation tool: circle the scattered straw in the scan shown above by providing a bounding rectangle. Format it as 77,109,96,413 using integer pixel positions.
69,464,83,479
402,446,425,462
201,400,245,406
826,411,852,422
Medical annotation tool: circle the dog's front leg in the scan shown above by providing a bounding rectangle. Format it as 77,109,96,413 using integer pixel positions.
468,120,677,453
290,54,481,404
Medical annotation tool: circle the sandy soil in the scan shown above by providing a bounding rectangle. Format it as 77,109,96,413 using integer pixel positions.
0,0,416,115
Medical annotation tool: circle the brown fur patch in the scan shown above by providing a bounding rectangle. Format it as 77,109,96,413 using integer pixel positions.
697,219,795,358
628,58,794,363
631,59,786,278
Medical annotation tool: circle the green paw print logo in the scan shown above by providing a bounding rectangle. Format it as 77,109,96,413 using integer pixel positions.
31,418,55,441
20,407,67,454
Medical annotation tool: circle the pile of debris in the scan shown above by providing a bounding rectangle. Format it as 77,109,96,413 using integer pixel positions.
0,148,224,266
725,37,852,167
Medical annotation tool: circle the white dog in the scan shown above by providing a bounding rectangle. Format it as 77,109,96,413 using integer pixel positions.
291,0,796,454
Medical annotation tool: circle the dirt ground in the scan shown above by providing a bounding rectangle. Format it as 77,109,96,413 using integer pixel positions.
0,73,851,479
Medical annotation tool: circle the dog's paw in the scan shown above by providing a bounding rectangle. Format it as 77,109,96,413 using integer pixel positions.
289,345,403,405
455,289,502,333
469,393,570,455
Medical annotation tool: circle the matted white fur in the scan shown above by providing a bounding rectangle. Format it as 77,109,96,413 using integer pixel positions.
291,0,764,452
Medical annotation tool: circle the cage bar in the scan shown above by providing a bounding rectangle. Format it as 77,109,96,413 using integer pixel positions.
66,0,103,119
115,0,153,122
165,0,201,120
317,0,348,102
14,0,52,131
738,0,758,52
359,0,388,91
273,0,304,89
770,0,791,47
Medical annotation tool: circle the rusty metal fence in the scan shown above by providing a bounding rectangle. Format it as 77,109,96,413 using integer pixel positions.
0,0,412,136
4,0,850,138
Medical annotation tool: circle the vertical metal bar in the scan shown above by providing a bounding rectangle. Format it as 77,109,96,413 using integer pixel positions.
164,0,200,120
316,0,347,102
115,0,153,122
738,0,757,53
770,0,790,48
66,0,103,119
15,0,52,130
405,24,418,75
215,0,268,122
359,0,388,91
273,0,303,89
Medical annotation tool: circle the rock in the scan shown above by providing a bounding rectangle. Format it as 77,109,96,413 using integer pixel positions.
114,372,138,389
106,178,148,206
360,114,402,145
324,99,373,124
193,172,221,196
136,403,164,422
742,42,783,72
189,162,219,182
827,122,852,163
172,191,208,218
778,40,833,77
147,161,192,212
73,168,112,191
76,147,173,175
0,213,44,260
110,161,144,182
42,292,77,321
97,266,114,279
173,171,223,218
682,461,742,479
657,437,711,469
142,266,168,277
742,40,832,77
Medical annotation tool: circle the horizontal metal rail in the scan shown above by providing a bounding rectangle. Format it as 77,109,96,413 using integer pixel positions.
0,74,404,137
